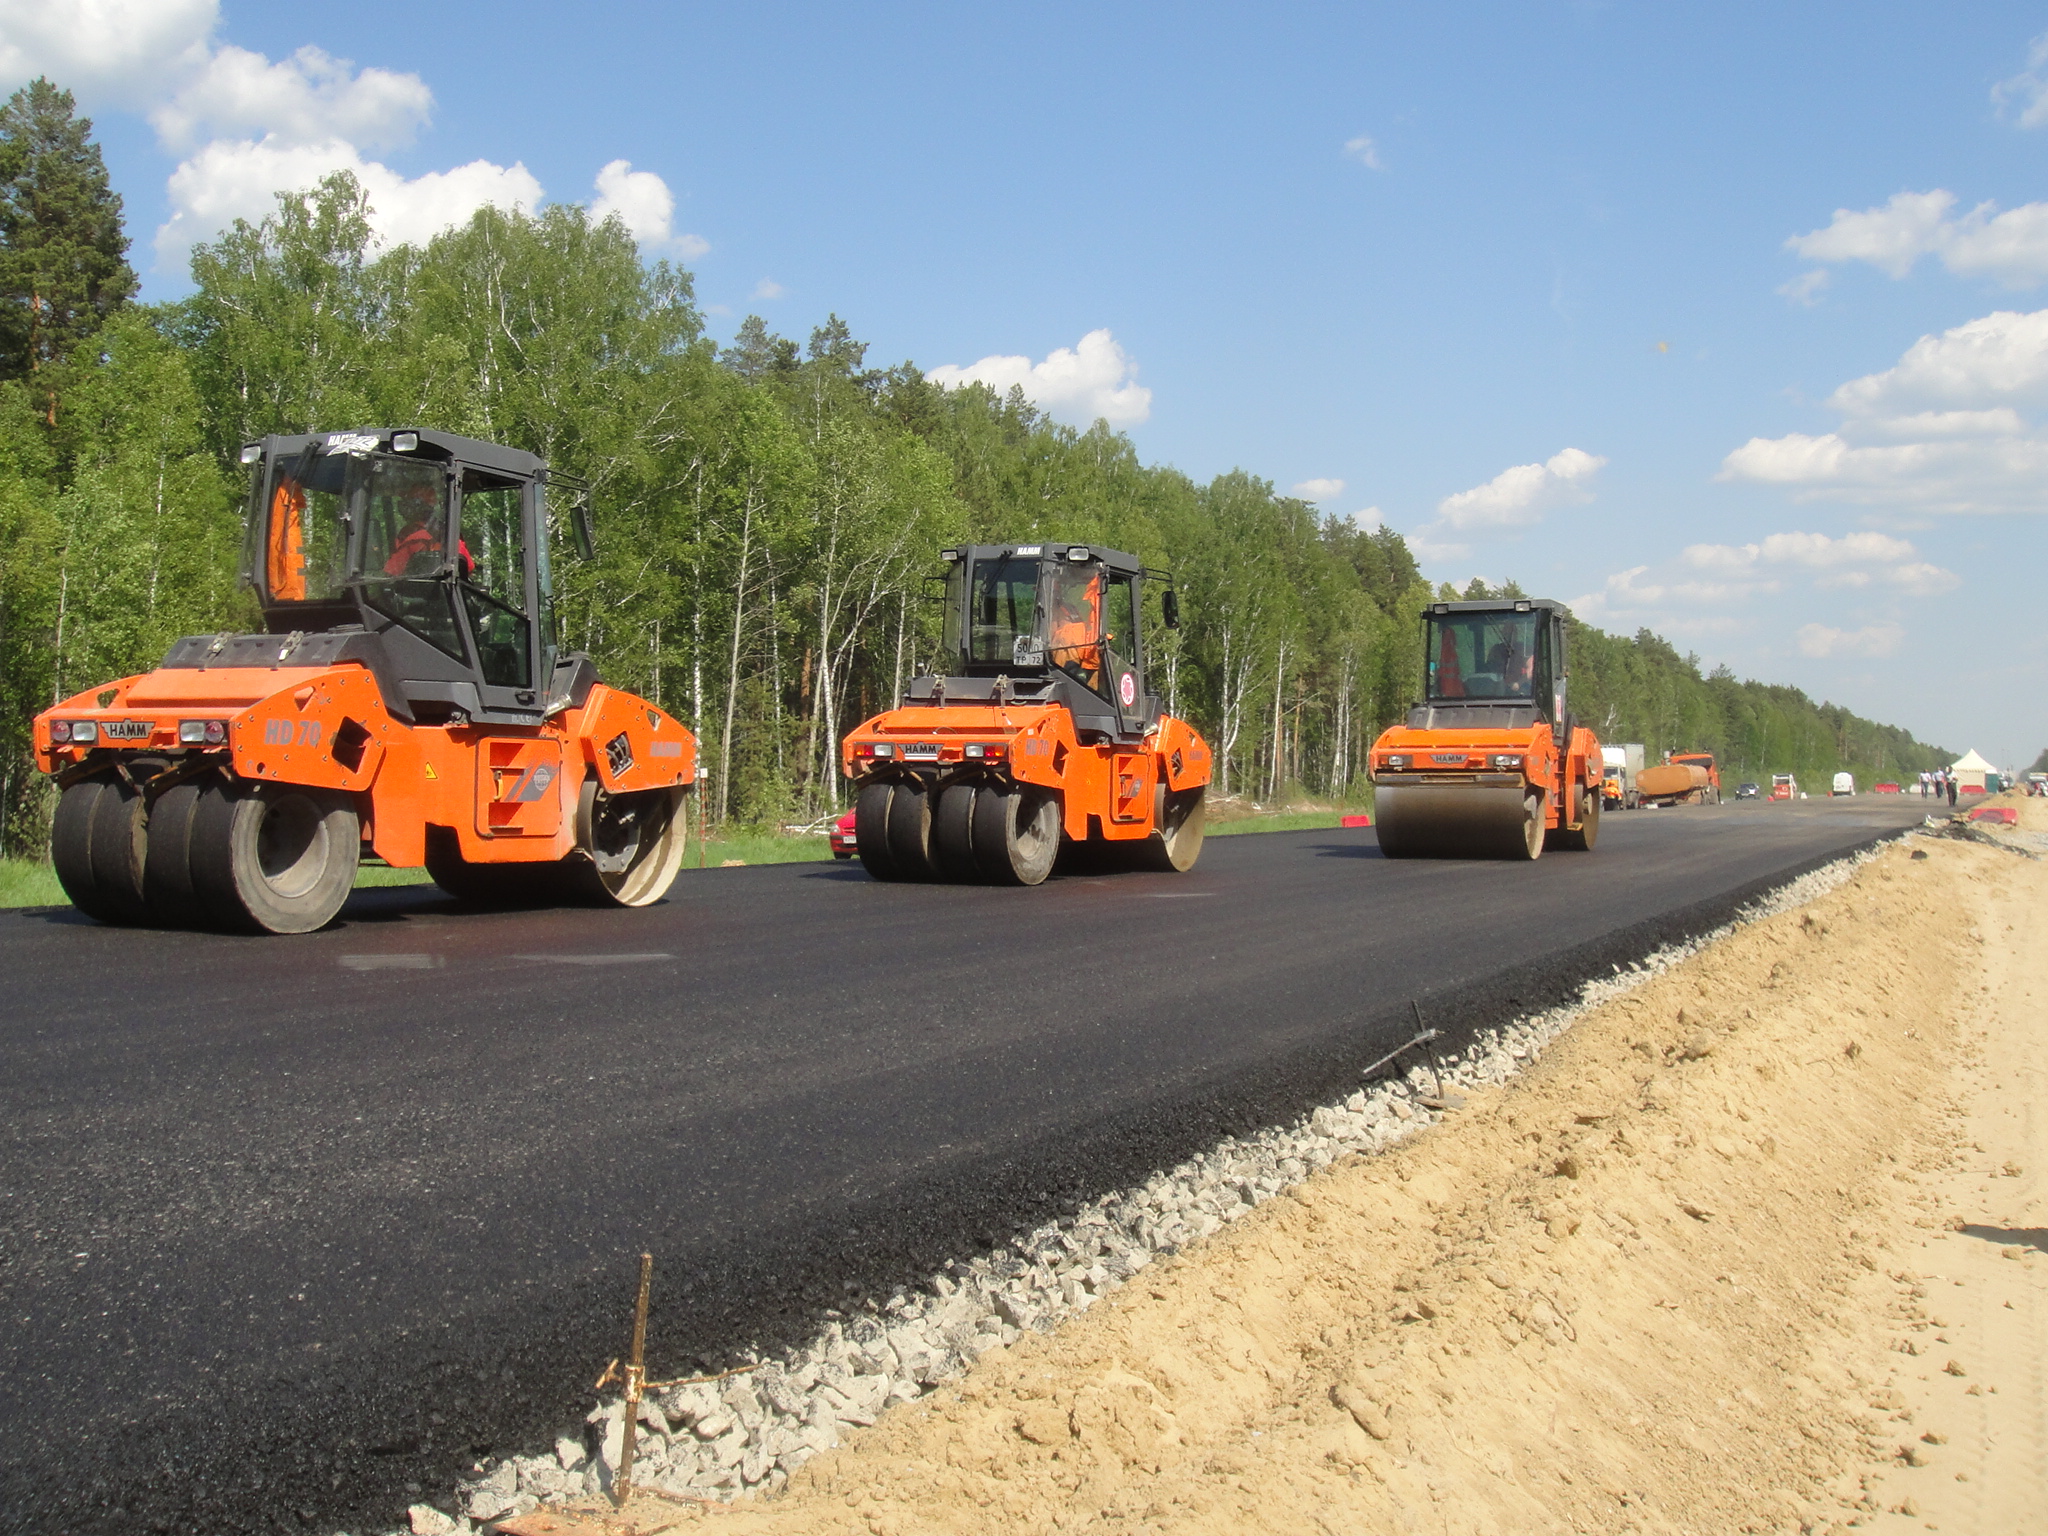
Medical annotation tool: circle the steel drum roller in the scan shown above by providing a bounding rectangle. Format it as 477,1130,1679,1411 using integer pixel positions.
1374,784,1540,859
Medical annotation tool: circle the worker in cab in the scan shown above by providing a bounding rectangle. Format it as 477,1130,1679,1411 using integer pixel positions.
1050,567,1105,692
383,481,474,579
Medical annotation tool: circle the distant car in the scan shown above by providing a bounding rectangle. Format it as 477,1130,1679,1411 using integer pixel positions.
1735,781,1760,799
1831,771,1856,796
831,810,858,858
1873,781,1901,793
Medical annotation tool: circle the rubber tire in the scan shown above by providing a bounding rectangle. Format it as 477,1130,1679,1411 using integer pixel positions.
855,781,903,881
142,779,205,924
933,782,981,881
1131,783,1206,872
971,785,1060,886
885,779,939,880
190,779,359,934
1549,783,1599,852
50,776,109,917
51,774,141,924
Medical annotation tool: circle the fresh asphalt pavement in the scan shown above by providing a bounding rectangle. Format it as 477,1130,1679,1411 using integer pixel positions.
0,795,1931,1534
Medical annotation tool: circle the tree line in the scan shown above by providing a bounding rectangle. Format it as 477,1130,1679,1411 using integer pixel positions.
0,78,1955,856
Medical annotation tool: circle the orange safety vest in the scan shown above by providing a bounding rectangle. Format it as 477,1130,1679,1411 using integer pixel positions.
1435,626,1465,697
1049,575,1103,681
267,480,307,601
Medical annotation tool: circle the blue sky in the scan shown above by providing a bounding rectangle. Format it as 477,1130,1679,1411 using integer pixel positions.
6,1,2047,769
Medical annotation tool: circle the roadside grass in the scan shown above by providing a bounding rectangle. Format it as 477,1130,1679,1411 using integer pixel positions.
0,801,1367,908
0,858,65,909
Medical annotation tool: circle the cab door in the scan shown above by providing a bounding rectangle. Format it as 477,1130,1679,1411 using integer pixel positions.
1102,572,1148,736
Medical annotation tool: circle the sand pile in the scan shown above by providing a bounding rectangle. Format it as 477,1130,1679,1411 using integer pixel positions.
528,832,2043,1536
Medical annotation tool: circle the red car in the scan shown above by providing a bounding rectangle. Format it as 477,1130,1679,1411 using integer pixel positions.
831,810,859,858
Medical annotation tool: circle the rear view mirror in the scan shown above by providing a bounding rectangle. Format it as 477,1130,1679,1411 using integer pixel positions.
571,502,596,561
1161,589,1180,630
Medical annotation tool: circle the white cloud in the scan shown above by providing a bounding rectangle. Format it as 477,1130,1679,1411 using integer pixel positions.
1719,307,2048,513
156,137,541,264
1678,530,1958,596
1994,32,2048,128
1348,506,1383,529
1779,269,1830,306
1795,621,1904,659
1343,135,1382,170
1787,189,2048,288
750,278,785,300
1434,447,1606,531
0,0,215,98
1682,529,1917,572
1406,531,1470,563
3,1,696,271
590,159,707,258
1570,521,1956,647
150,44,431,152
1291,477,1345,501
928,328,1152,428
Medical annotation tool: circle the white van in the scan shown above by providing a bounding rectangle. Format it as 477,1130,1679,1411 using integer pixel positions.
1831,771,1856,796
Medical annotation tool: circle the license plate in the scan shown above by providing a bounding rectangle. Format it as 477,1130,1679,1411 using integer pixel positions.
902,743,941,760
102,720,153,740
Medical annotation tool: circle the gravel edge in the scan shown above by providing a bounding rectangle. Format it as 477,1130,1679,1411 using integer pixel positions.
391,844,1889,1536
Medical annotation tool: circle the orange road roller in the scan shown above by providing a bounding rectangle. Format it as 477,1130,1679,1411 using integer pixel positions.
33,428,696,933
840,541,1211,885
1368,597,1602,860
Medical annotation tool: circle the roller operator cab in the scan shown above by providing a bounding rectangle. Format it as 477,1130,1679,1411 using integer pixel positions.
1367,598,1603,859
840,541,1212,885
34,428,697,934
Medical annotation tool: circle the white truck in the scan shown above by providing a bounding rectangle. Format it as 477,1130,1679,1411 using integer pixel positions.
1831,771,1856,796
1601,742,1646,810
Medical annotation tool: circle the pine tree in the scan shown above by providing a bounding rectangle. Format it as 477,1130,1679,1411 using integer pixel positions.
0,78,138,416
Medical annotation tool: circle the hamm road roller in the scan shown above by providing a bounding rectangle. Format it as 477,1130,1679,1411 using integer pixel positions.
1368,597,1601,859
33,428,696,933
841,541,1211,885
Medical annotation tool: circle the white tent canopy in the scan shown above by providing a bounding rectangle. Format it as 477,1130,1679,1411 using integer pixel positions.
1950,748,1995,789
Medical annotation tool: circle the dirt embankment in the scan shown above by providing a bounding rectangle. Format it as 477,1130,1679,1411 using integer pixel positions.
570,817,2045,1536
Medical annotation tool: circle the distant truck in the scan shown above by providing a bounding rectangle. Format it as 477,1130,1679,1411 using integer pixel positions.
1600,742,1645,810
1770,773,1797,801
1638,750,1721,807
1831,771,1856,797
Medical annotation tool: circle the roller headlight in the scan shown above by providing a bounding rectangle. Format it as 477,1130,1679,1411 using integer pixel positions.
1490,754,1523,769
1383,754,1407,771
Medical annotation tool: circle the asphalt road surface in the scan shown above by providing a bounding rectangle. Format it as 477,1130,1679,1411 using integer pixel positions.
0,795,1930,1534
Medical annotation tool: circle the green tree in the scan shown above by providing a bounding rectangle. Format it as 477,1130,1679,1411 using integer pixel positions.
0,78,138,420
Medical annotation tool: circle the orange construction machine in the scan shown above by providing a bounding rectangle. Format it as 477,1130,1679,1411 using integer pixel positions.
1367,597,1602,859
840,541,1211,885
33,428,696,933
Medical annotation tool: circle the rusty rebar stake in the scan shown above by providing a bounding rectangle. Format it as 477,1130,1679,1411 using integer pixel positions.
612,1253,654,1506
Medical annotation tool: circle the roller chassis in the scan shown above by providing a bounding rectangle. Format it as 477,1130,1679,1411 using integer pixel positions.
36,659,696,932
1370,716,1602,860
841,702,1212,885
31,427,699,933
841,538,1214,886
1368,597,1603,861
